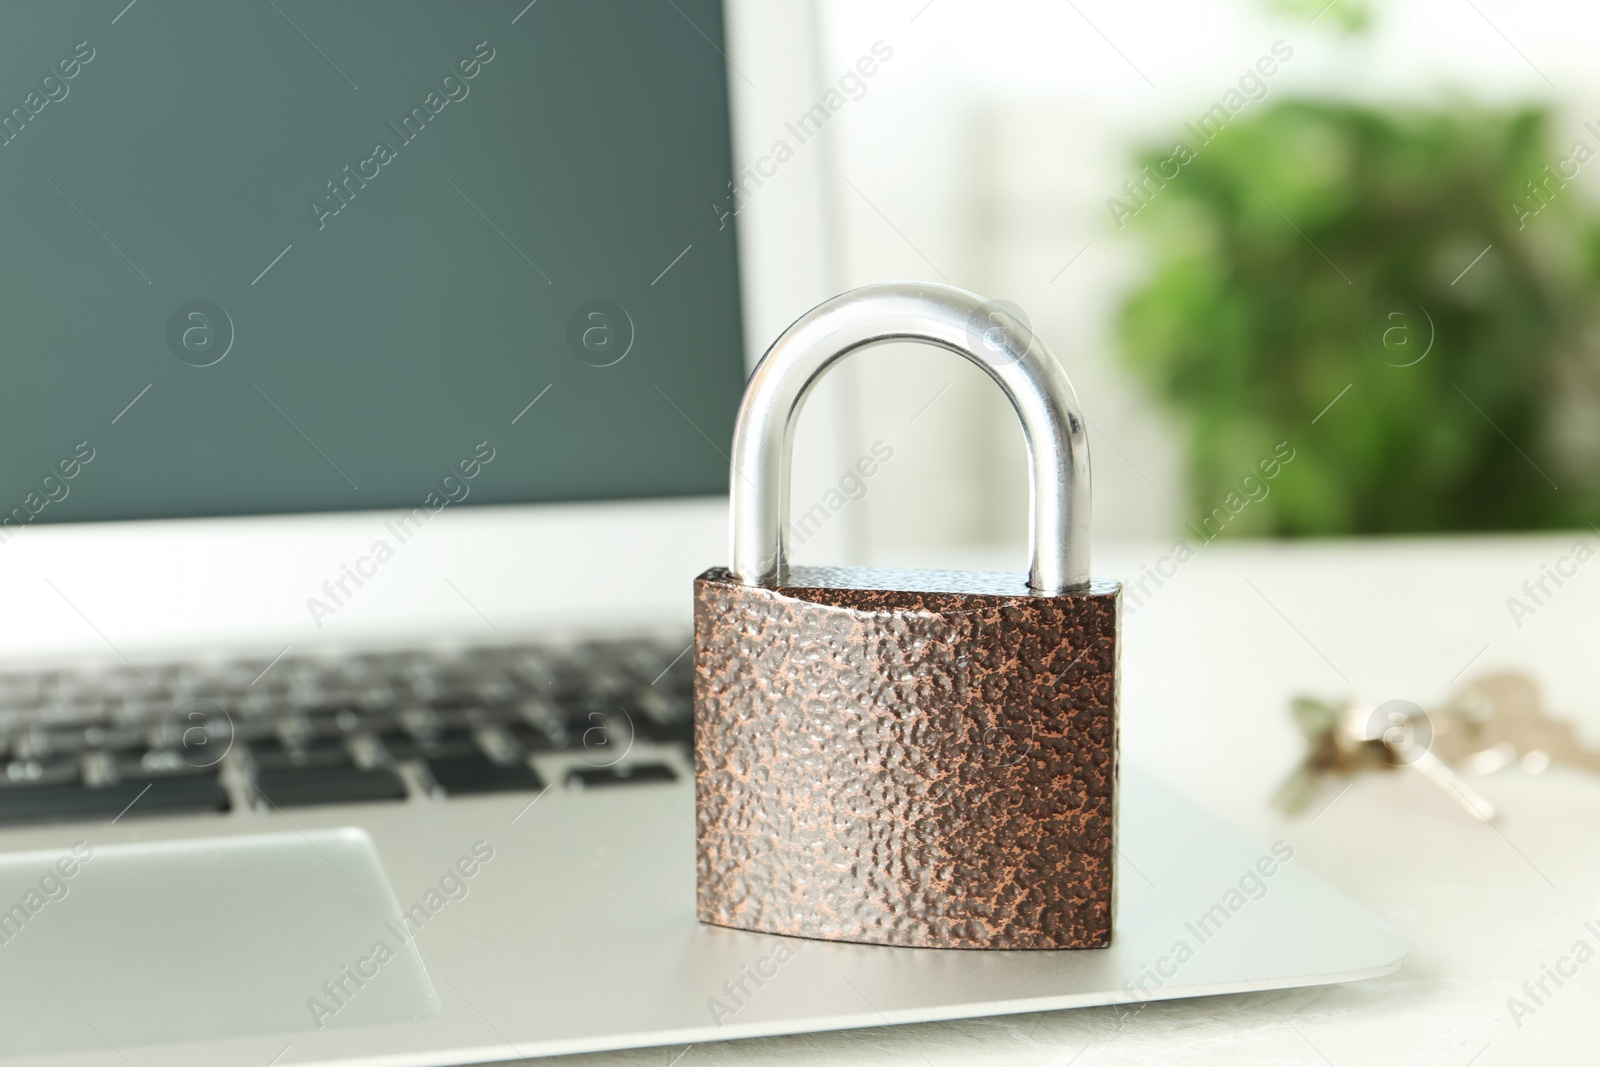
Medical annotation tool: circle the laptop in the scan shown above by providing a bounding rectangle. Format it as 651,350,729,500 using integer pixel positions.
0,2,1404,1064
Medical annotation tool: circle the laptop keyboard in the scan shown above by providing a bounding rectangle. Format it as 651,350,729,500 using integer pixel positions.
0,637,695,828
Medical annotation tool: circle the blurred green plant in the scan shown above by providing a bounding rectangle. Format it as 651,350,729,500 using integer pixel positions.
1261,0,1371,36
1116,100,1600,535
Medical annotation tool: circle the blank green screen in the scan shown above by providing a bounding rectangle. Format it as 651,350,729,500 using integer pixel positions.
0,0,745,523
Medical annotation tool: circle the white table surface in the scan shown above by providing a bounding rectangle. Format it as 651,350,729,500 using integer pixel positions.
534,534,1600,1066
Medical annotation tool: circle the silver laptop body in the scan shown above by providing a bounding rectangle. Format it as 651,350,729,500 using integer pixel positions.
0,4,1402,1064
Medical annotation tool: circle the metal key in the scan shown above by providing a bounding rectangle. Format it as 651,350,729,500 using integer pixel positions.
1353,699,1496,822
1439,672,1600,777
1272,696,1390,815
1274,694,1497,821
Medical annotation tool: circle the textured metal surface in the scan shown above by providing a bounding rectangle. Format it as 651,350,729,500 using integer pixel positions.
727,282,1092,593
694,565,1120,950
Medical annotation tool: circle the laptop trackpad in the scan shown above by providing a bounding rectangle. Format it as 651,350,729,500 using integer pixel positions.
0,828,439,1055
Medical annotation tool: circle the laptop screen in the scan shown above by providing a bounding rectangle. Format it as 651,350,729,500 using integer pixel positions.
0,0,744,526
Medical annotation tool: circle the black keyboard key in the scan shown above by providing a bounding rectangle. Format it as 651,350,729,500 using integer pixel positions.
378,728,478,761
249,736,291,762
0,776,227,826
251,736,352,769
552,693,608,727
426,706,500,734
635,717,694,745
606,639,676,686
554,701,621,744
299,735,356,766
121,775,231,816
49,724,143,753
426,753,544,796
649,655,695,696
428,727,481,750
424,693,487,713
227,717,280,742
621,689,694,746
565,763,677,789
505,721,561,752
377,729,422,760
115,748,221,778
255,767,407,808
303,706,367,734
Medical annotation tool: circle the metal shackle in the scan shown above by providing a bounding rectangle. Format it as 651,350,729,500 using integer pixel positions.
728,282,1091,594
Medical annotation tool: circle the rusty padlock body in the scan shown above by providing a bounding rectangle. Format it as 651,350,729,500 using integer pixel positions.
693,283,1119,950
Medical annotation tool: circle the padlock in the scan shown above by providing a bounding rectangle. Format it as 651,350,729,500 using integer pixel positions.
693,282,1120,950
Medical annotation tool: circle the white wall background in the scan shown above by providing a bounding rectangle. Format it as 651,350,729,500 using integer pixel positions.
751,0,1600,572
